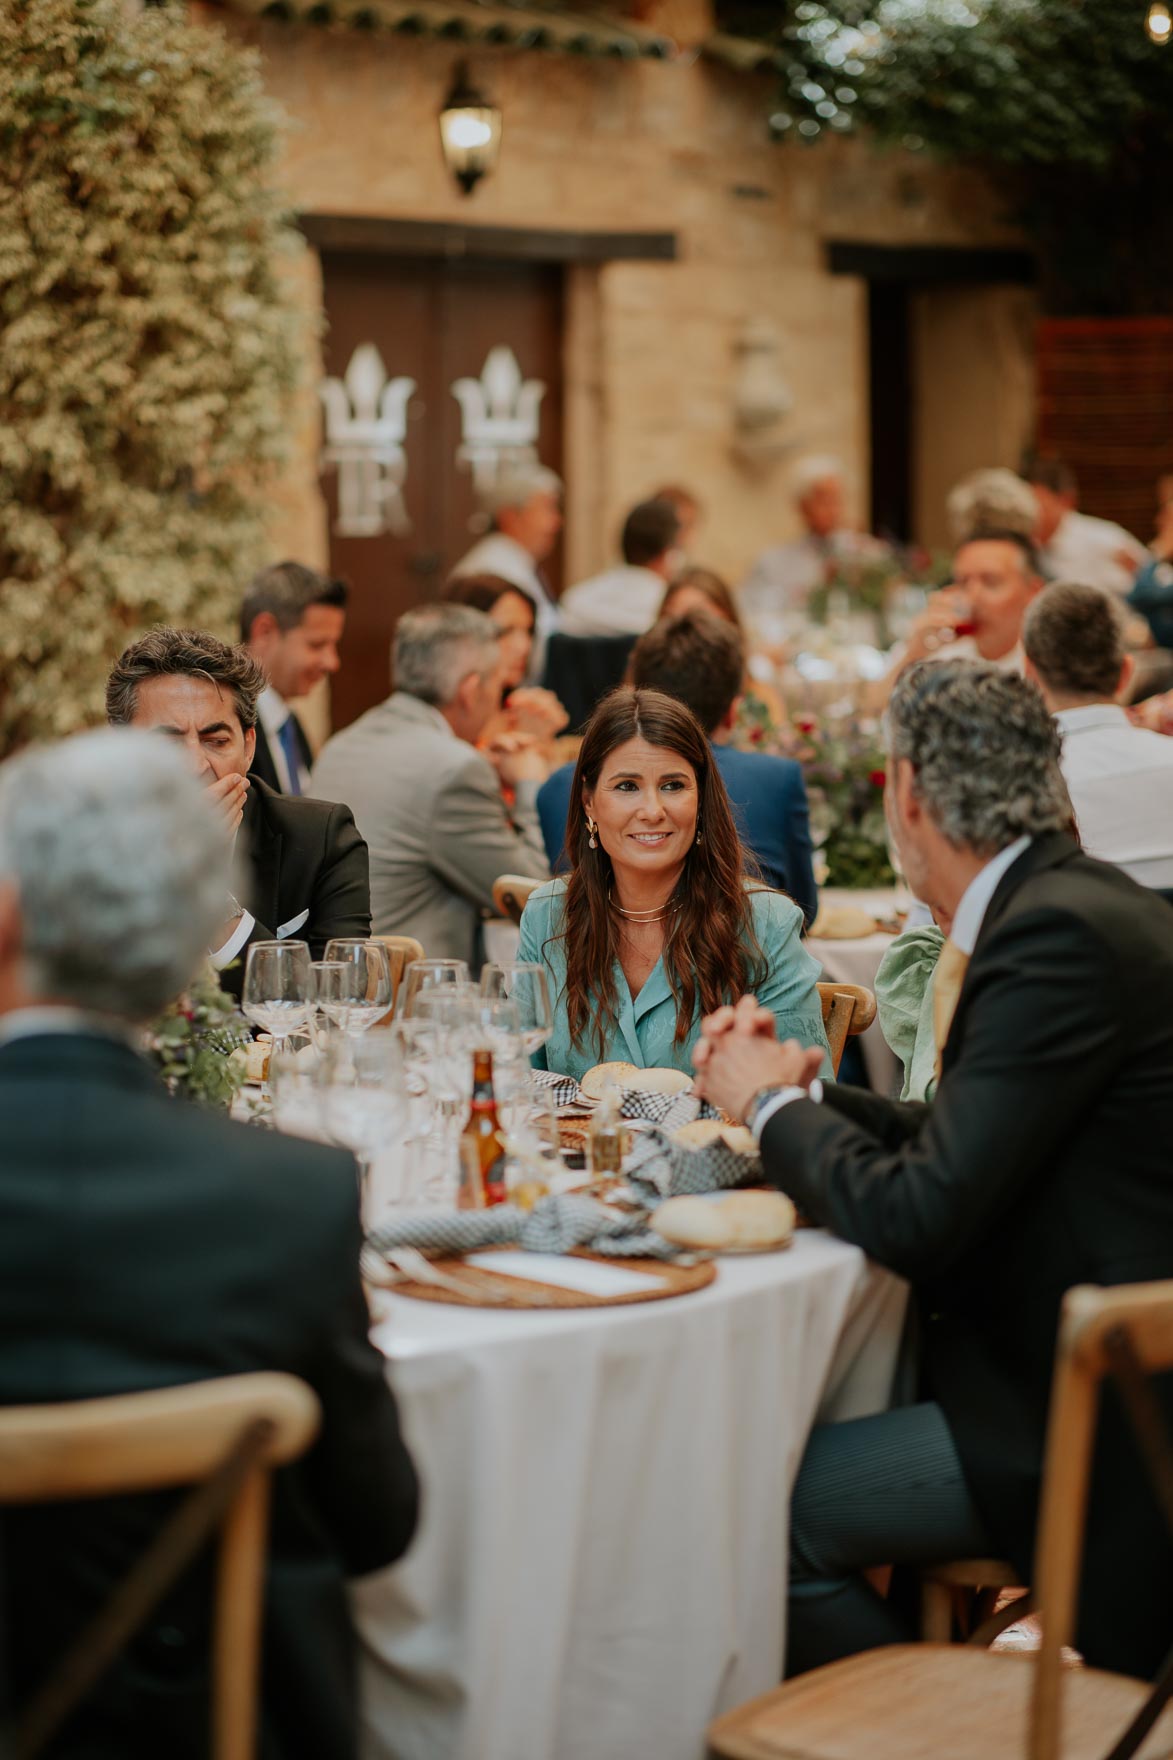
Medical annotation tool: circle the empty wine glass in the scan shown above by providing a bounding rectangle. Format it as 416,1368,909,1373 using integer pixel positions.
319,1033,410,1213
323,938,394,1035
400,958,470,1019
242,941,315,1081
311,959,356,1044
480,961,553,1058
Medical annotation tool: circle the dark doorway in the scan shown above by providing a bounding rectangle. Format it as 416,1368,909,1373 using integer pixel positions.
868,282,913,545
317,252,564,730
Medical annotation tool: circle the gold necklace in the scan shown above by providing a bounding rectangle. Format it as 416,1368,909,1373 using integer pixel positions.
608,888,681,924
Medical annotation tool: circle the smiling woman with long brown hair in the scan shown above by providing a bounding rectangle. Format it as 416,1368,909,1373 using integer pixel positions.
517,687,830,1081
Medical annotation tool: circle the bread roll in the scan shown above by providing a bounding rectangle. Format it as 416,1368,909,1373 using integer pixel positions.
651,1195,735,1250
579,1062,692,1101
651,1189,795,1252
671,1119,759,1157
578,1061,640,1100
720,1190,796,1248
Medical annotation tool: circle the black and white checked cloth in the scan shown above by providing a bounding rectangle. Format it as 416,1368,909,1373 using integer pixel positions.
367,1193,682,1261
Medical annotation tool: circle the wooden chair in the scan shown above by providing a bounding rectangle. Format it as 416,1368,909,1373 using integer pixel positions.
370,934,424,1014
816,981,877,1078
921,1556,1033,1645
0,1373,320,1760
492,875,544,927
709,1279,1173,1760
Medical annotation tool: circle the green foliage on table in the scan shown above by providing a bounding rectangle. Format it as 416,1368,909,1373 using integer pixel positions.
735,695,896,890
721,0,1173,315
145,964,253,1108
0,0,306,749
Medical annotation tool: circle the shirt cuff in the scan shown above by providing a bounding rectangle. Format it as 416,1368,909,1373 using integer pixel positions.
209,910,255,970
751,1078,823,1142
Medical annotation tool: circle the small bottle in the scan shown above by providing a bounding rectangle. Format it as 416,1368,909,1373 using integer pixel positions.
458,1047,508,1209
588,1083,625,1177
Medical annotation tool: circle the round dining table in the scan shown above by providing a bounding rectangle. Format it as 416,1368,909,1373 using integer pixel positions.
354,1231,907,1760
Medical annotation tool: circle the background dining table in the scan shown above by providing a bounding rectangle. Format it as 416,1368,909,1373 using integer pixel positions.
355,1230,908,1760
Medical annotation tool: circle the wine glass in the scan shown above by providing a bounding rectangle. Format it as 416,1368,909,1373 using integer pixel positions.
318,1034,410,1213
400,958,470,1019
241,941,315,1080
480,962,553,1059
311,959,356,1043
323,938,394,1035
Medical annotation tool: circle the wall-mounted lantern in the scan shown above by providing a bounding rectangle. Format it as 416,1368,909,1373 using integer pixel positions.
1147,2,1171,43
439,63,503,195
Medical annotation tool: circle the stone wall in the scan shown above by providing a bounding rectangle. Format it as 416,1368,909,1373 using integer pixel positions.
199,1,1035,591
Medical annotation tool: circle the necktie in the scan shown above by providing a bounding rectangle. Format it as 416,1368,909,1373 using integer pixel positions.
932,937,970,1080
277,714,304,797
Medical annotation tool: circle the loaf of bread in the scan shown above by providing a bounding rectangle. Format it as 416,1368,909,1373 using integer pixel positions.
670,1119,759,1157
579,1062,692,1101
652,1189,795,1252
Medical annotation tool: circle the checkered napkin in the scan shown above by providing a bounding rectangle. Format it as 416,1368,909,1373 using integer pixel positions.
624,1123,762,1201
367,1192,683,1262
531,1069,723,1125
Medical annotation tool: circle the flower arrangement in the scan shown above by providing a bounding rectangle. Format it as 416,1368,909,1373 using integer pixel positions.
806,547,952,645
144,964,253,1109
735,697,895,890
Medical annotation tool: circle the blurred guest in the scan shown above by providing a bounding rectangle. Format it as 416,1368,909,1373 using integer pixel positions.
445,572,569,746
519,686,829,1084
1127,481,1173,651
537,612,818,923
694,661,1173,1680
1024,581,1173,889
897,529,1043,674
1024,454,1146,594
107,628,369,994
559,498,682,637
449,463,563,679
658,566,789,731
312,605,549,968
241,560,347,795
653,483,703,557
873,916,947,1104
741,455,887,620
0,730,417,1758
945,467,1037,544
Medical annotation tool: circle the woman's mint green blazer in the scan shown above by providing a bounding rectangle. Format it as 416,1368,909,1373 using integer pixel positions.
517,879,833,1084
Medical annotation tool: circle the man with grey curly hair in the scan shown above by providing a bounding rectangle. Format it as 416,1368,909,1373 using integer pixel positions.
0,730,418,1755
695,658,1173,1682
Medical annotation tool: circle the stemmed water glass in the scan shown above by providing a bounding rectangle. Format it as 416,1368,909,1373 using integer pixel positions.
241,941,315,1083
480,962,553,1060
400,958,470,1019
310,959,355,1047
323,938,394,1036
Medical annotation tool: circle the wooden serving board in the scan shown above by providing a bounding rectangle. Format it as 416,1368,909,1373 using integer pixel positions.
389,1247,715,1310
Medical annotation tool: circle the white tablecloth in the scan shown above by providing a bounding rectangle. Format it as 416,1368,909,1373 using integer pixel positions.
355,1234,906,1760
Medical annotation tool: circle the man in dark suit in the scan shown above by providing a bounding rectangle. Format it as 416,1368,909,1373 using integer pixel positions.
537,611,819,924
695,660,1173,1681
0,728,417,1757
241,561,347,796
106,627,370,994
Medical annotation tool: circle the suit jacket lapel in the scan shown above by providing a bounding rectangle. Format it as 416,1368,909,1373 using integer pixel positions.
241,783,283,929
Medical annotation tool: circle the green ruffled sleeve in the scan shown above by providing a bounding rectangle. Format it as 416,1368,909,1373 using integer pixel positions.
874,922,945,1103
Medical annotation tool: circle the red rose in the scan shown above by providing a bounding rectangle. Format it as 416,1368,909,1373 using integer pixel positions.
796,715,818,734
869,769,886,787
749,726,763,744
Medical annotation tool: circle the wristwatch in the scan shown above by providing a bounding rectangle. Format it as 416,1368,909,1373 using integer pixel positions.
743,1085,785,1135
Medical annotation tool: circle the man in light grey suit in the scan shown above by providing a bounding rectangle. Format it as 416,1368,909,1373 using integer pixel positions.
311,604,550,968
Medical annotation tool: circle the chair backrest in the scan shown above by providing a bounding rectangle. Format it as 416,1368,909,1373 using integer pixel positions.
817,982,877,1077
370,934,424,1013
1029,1280,1173,1760
492,875,544,926
0,1372,320,1760
540,631,637,732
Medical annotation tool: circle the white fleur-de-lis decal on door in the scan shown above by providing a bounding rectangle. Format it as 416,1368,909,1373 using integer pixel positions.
319,343,416,537
451,345,547,514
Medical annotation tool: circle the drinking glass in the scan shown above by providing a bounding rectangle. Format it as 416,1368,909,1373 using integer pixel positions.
269,1047,328,1142
400,959,470,1019
323,938,394,1035
318,1034,410,1208
479,962,553,1058
311,959,356,1041
241,941,315,1075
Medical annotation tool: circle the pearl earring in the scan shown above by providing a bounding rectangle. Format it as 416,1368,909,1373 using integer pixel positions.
587,818,598,850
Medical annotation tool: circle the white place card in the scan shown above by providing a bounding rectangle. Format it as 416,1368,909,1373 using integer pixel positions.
463,1251,664,1299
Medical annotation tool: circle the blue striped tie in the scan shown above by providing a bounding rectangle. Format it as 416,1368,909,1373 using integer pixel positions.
277,715,303,796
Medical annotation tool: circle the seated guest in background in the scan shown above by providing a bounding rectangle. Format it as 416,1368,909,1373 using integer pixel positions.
558,497,682,637
519,686,829,1084
537,612,818,924
241,560,347,794
1025,453,1147,594
312,604,550,968
107,628,370,995
0,730,417,1758
653,483,703,559
445,572,569,747
741,455,888,622
448,463,563,680
657,566,789,731
1023,580,1173,889
895,527,1043,675
694,661,1173,1682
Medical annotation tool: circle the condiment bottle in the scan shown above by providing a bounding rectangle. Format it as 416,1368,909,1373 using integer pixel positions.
588,1082,625,1176
458,1047,508,1208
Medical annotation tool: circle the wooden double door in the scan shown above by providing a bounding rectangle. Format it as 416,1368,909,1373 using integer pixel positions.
318,251,564,730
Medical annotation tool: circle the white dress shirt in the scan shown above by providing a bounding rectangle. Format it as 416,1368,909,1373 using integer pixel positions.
257,685,310,796
1056,703,1173,887
1041,510,1147,596
750,835,1031,1139
449,532,561,680
558,564,665,637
